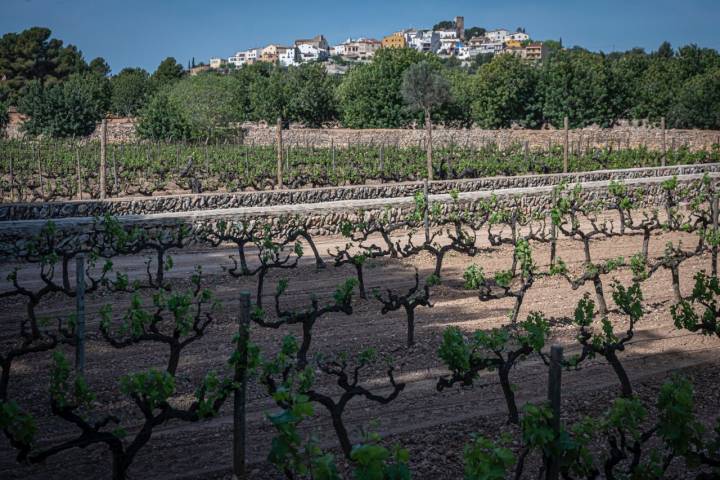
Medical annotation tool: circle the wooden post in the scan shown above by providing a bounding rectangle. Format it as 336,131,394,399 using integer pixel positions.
75,255,86,375
563,116,569,173
34,143,45,199
331,138,336,173
546,345,563,480
379,144,384,173
661,117,667,167
423,179,430,243
276,117,283,189
76,146,82,200
112,147,118,195
201,144,207,177
712,194,718,277
9,154,14,203
100,118,107,199
426,111,433,181
550,188,558,267
233,291,251,480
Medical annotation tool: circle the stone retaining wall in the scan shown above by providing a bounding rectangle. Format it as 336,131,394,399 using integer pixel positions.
2,163,718,222
1,173,717,243
243,125,720,152
6,115,720,152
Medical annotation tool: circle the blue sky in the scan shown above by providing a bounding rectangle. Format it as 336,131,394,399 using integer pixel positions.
1,0,719,74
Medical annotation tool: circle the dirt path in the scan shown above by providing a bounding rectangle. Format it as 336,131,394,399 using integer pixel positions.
1,222,718,479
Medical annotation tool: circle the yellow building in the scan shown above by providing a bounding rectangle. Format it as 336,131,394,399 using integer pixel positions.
505,39,522,49
382,31,407,49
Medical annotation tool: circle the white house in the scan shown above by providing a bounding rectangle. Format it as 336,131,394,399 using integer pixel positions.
209,57,225,69
296,43,329,62
457,45,471,60
485,29,510,43
278,47,299,67
228,48,259,67
435,29,462,56
405,30,440,53
507,31,530,42
332,37,380,60
476,41,505,55
295,35,330,62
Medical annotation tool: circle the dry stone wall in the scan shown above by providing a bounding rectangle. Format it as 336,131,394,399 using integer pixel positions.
2,164,719,222
243,125,720,152
6,115,719,152
1,173,715,243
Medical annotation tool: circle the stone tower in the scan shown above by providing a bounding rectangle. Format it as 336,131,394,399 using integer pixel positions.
455,16,465,40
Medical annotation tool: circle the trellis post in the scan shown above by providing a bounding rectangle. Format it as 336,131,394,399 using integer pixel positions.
100,117,107,199
233,291,251,479
563,116,569,173
75,255,86,375
545,345,563,480
276,117,283,189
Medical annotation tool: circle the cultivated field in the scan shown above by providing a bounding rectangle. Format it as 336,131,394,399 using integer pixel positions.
1,177,719,478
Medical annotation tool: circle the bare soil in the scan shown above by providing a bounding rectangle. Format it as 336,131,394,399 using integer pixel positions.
1,222,719,479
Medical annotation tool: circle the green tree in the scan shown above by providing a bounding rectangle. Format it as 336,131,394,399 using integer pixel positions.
0,27,87,104
229,62,273,121
668,67,720,129
433,20,455,30
540,49,619,128
401,60,451,180
470,54,541,128
337,48,428,128
676,44,720,78
467,53,495,74
151,57,184,90
541,39,563,58
656,41,674,59
89,57,111,77
167,73,239,140
438,67,473,127
632,55,683,123
464,27,486,40
249,66,292,124
136,89,191,141
608,49,650,120
18,72,110,137
286,62,338,127
0,99,8,134
110,68,151,116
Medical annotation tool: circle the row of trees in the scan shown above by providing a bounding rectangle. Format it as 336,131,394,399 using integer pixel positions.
3,27,720,141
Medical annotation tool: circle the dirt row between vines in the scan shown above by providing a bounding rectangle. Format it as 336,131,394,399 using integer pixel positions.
1,225,719,479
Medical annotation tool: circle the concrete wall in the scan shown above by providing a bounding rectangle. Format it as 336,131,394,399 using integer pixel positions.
2,164,718,222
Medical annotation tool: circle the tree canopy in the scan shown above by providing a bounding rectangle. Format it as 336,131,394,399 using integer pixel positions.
470,54,540,128
110,68,151,116
337,48,432,128
18,72,110,137
433,20,455,31
151,57,184,90
0,27,88,104
7,27,720,137
401,61,450,116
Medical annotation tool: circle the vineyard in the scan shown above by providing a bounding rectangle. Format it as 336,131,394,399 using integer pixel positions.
1,138,719,202
1,174,720,479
